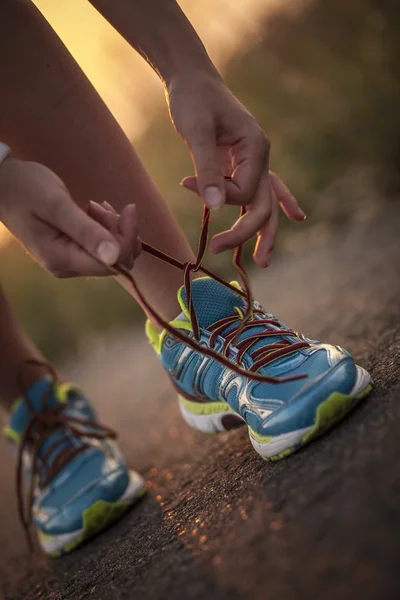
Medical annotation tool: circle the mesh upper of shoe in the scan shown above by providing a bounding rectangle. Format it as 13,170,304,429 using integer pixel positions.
179,277,244,328
179,277,308,362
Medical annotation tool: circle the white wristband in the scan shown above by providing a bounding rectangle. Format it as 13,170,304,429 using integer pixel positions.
0,142,11,167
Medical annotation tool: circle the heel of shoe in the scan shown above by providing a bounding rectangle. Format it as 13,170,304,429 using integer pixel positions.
178,395,244,434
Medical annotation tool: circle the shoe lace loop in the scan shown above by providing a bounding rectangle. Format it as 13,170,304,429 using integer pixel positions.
112,205,309,384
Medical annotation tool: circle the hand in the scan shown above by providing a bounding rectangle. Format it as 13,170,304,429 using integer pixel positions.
0,158,140,277
167,74,305,267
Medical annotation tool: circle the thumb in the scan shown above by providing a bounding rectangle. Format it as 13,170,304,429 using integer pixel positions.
180,176,199,195
47,190,121,266
185,126,225,210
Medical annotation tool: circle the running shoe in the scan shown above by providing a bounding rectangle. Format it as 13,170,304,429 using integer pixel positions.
146,276,372,460
4,375,146,557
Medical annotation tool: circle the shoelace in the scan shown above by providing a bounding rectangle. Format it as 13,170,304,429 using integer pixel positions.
208,311,309,371
17,205,307,549
112,204,309,383
16,360,116,549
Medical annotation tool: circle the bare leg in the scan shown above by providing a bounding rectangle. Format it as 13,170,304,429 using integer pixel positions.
0,0,195,321
0,285,61,410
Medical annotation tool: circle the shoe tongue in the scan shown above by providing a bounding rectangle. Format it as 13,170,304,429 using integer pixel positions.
177,277,245,328
5,378,92,476
8,377,61,438
176,277,298,359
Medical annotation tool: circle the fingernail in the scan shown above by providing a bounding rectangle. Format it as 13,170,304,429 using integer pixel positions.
204,186,224,210
297,206,306,219
96,240,119,265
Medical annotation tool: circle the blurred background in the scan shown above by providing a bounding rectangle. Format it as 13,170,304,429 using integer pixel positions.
0,0,398,363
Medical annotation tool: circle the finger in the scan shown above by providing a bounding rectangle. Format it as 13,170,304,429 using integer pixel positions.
39,234,117,278
87,201,119,234
89,202,140,269
180,175,253,209
223,130,270,206
218,145,233,177
181,142,232,194
118,204,141,265
180,176,199,194
43,191,121,267
253,195,279,268
44,205,141,277
182,175,260,207
181,134,270,206
133,234,142,262
181,175,229,196
209,173,273,253
102,201,118,215
185,123,225,210
269,172,305,221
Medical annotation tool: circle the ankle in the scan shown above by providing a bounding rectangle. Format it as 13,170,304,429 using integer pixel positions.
1,361,61,414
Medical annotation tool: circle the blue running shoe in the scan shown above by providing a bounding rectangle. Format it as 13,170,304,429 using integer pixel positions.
146,277,372,460
4,376,146,557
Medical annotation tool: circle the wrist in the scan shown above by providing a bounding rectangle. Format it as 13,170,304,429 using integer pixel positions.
166,65,223,97
160,43,220,89
90,0,221,88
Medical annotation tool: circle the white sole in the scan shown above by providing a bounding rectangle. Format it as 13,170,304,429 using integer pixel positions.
178,396,245,434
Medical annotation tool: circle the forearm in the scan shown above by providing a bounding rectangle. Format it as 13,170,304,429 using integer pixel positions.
88,0,220,86
0,0,193,317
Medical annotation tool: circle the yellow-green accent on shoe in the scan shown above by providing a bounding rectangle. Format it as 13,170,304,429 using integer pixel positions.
41,488,147,558
249,382,372,462
3,380,83,443
300,382,373,446
179,395,236,416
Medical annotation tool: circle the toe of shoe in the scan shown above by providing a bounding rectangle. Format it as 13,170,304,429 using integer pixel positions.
257,356,358,436
35,452,133,536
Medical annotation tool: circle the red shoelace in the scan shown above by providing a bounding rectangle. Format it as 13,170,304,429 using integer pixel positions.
113,204,309,384
17,205,308,549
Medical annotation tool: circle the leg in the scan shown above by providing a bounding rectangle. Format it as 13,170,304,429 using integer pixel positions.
0,284,59,410
0,0,194,321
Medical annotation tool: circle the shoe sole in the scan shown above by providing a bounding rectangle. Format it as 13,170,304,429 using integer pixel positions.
178,396,245,434
38,470,147,557
179,366,372,460
249,365,372,461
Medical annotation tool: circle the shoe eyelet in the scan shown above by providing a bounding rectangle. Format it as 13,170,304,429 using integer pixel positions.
164,337,174,348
